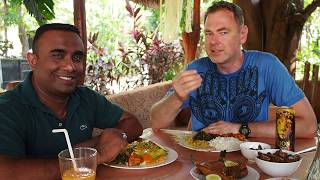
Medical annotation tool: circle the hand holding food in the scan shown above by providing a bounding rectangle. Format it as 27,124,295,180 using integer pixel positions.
96,128,128,164
172,70,202,102
111,140,168,167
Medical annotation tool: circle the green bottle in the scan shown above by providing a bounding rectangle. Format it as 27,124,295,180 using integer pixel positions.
306,123,320,180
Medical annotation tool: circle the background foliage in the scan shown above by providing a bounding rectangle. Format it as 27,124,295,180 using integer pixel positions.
85,0,183,94
296,0,320,79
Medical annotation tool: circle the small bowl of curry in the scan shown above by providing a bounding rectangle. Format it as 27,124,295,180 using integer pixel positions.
240,142,271,162
255,149,302,177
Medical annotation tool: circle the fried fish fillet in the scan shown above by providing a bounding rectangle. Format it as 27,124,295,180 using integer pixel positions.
195,160,248,180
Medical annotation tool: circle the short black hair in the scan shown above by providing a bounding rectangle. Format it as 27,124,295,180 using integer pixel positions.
32,23,81,54
204,1,244,26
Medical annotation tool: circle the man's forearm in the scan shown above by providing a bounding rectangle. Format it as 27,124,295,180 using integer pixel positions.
293,115,316,138
75,135,100,148
248,117,316,138
151,93,184,130
115,114,143,142
0,156,60,180
248,121,276,138
292,98,317,138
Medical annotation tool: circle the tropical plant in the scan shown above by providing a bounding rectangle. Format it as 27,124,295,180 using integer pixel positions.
0,0,55,58
84,0,184,95
22,0,55,25
119,0,183,84
1,0,55,25
297,4,320,65
85,32,126,95
295,4,320,80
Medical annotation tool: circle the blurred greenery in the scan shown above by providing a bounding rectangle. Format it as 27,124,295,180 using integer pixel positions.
296,0,320,80
23,0,55,25
84,0,183,94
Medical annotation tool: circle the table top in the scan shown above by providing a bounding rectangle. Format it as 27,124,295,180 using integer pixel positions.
96,128,317,180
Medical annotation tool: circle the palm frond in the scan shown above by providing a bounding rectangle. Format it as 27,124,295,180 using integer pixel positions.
23,0,55,25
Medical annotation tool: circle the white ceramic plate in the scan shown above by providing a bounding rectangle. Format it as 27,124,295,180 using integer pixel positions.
176,134,242,152
190,165,259,180
104,147,178,169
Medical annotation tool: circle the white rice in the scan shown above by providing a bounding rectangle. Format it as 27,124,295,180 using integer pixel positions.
208,137,242,151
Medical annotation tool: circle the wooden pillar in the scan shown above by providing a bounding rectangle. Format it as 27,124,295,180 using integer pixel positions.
302,62,310,92
73,0,87,48
182,0,200,65
310,64,319,110
312,64,319,81
73,0,86,84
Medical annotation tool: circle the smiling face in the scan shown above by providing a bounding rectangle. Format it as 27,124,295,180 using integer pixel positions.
27,30,85,98
204,9,248,72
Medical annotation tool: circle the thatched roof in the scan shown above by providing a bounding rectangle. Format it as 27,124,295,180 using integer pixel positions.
129,0,160,8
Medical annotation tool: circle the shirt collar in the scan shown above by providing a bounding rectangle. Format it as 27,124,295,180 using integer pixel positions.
15,71,49,112
14,71,80,117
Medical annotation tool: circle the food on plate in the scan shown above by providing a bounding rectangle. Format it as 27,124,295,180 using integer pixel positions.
249,144,263,150
193,131,216,141
240,142,271,162
195,151,248,180
255,149,302,177
193,131,246,141
219,133,246,141
196,160,248,180
185,136,209,148
111,140,168,166
206,174,222,180
208,137,243,151
183,131,245,151
257,149,301,163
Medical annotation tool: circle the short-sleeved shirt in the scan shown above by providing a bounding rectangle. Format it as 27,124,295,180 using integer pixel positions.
0,72,123,158
181,50,304,131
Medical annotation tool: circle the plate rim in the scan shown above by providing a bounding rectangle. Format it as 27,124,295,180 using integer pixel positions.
104,146,178,169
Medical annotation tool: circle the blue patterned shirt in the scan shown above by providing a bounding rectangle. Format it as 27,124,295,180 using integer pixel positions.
182,50,304,131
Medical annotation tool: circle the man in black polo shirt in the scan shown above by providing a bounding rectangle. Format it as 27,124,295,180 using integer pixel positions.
0,23,143,179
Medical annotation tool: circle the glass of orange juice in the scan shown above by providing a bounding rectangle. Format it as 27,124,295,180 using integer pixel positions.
58,147,97,180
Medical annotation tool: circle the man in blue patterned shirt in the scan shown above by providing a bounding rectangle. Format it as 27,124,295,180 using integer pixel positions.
151,1,317,138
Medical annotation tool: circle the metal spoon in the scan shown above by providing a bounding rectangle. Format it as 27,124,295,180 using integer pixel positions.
293,146,317,155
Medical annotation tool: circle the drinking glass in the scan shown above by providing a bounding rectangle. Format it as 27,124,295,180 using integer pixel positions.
306,123,320,180
58,147,97,180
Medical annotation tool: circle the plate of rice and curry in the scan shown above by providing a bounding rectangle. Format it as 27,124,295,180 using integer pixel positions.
105,140,178,169
176,131,246,152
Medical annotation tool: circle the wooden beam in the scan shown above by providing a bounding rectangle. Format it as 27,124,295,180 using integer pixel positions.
73,0,86,84
73,0,87,49
182,0,200,64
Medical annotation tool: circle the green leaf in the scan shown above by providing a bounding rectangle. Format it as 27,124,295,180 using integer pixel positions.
23,0,55,25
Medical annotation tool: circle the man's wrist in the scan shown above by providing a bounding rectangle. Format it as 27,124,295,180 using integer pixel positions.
173,91,185,103
234,124,241,134
239,123,251,137
121,132,127,140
